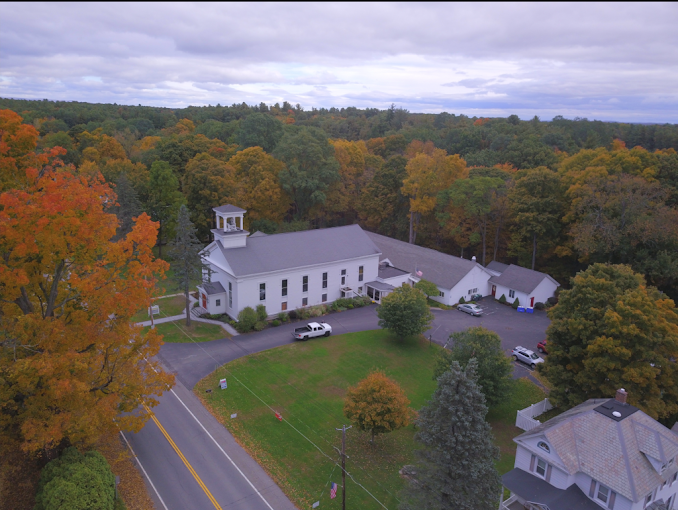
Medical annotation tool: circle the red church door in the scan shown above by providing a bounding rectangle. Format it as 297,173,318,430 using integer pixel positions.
202,294,207,308
530,296,535,307
491,285,496,297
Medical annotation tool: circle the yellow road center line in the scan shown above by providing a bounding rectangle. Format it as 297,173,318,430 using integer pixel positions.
143,404,223,510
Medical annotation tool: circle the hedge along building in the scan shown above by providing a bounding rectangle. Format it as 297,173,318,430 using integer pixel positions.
198,205,398,319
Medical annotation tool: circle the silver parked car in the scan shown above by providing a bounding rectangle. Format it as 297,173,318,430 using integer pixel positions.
457,303,482,316
512,346,544,369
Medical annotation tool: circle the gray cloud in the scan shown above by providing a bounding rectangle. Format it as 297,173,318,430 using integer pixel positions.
1,2,677,121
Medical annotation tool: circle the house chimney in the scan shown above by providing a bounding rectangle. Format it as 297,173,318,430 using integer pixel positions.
615,388,628,404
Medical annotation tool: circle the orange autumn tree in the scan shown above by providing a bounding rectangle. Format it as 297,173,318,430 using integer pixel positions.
0,109,65,192
343,370,415,443
0,133,173,452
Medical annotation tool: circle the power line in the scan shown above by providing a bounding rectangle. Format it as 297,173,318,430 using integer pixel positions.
158,317,393,508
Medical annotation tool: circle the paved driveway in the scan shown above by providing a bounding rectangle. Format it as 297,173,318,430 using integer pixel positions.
159,299,550,390
430,297,550,379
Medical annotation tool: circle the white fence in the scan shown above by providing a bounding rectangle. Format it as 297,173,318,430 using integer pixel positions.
516,398,553,431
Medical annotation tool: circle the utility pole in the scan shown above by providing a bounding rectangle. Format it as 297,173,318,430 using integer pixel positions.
334,424,352,510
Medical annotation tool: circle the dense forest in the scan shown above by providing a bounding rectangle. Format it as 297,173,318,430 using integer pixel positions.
2,97,677,298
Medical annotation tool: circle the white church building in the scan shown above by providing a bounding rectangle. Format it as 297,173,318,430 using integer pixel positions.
197,205,558,319
198,205,389,318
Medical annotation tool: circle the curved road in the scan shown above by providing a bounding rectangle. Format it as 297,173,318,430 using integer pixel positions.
123,299,549,509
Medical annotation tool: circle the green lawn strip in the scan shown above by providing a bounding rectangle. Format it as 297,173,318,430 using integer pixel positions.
194,330,546,509
144,320,228,343
487,378,546,475
130,295,187,324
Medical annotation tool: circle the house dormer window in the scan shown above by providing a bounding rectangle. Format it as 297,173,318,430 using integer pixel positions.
538,441,550,454
535,458,547,477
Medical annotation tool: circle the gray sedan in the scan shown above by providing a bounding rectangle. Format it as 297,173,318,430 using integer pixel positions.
457,303,482,316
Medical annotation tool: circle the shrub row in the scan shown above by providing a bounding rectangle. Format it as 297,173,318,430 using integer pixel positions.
235,297,373,333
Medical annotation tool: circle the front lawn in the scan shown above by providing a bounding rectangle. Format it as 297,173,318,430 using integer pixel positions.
195,330,545,509
487,378,546,474
146,320,228,343
130,295,187,324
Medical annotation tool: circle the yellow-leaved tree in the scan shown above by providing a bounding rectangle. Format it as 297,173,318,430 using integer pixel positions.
343,370,415,443
401,146,467,243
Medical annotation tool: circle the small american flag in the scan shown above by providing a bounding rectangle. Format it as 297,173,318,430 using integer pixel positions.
330,482,338,499
416,270,423,277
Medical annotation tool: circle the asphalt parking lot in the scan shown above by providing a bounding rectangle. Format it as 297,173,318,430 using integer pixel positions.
429,297,551,379
159,298,551,389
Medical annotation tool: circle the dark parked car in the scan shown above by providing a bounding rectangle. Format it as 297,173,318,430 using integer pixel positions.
537,339,548,354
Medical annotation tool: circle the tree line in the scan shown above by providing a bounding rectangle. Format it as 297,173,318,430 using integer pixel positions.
1,100,677,301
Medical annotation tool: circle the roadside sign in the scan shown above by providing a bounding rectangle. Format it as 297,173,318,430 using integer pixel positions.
220,379,227,389
148,305,159,316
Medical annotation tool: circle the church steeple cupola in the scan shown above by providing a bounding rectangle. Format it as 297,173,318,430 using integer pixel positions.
212,204,249,248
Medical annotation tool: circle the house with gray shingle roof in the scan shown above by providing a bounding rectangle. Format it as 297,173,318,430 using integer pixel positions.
501,389,678,510
488,263,560,308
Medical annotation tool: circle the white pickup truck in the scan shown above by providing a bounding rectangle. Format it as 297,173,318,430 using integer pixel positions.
292,322,332,340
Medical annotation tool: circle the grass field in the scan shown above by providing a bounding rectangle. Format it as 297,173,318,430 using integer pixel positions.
145,320,228,343
195,330,545,509
131,295,188,324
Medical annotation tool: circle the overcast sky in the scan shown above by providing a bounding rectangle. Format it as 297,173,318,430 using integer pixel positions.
2,2,677,122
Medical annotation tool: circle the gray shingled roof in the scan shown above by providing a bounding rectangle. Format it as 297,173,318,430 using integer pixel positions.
378,265,409,280
212,224,381,277
366,280,395,292
213,204,246,214
201,281,226,295
503,468,600,510
515,398,678,502
488,264,559,294
486,260,509,274
365,231,489,290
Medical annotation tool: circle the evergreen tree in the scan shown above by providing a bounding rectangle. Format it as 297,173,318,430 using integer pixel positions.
112,173,141,240
400,359,501,510
168,205,206,326
147,160,185,258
